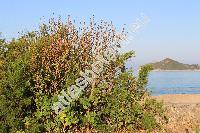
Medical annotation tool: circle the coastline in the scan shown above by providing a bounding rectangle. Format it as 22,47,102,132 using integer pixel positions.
152,69,200,72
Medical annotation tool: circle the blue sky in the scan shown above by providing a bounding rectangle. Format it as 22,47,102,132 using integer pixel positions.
0,0,200,67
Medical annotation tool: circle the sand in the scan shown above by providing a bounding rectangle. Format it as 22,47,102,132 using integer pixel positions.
154,94,200,104
153,94,200,133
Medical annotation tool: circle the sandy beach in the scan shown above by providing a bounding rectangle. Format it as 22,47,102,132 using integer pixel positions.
154,94,200,104
153,94,200,133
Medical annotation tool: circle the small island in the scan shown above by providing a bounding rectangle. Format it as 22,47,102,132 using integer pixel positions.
149,58,200,71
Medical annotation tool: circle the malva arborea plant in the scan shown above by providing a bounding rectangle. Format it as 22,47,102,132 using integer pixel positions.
0,16,167,133
52,45,118,114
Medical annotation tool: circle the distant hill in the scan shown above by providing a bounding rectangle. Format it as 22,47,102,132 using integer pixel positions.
149,58,200,70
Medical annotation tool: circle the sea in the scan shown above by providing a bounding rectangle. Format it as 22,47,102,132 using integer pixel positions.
147,71,200,95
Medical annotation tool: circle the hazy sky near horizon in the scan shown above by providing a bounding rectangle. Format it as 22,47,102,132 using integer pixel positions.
0,0,199,67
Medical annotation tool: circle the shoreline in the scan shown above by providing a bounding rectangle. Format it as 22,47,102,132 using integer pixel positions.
151,69,200,72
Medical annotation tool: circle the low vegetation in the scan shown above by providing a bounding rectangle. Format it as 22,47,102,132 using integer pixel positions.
0,17,167,132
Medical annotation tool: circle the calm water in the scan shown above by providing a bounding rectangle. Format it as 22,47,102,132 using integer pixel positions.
147,71,200,95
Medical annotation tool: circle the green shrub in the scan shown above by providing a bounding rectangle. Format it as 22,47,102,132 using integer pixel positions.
0,17,167,133
0,37,35,132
